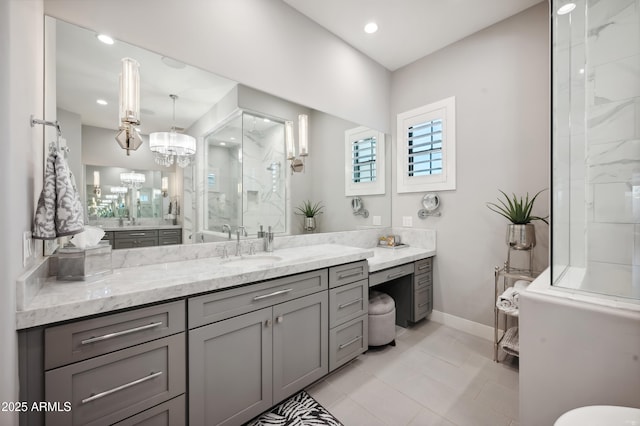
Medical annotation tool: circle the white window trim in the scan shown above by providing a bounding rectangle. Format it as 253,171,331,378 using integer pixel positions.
344,126,385,196
396,96,456,193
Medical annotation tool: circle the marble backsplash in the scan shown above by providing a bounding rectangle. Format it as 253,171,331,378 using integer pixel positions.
16,227,437,310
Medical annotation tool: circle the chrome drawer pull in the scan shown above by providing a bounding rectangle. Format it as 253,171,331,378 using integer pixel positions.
387,271,406,280
418,302,429,308
81,371,163,404
417,264,430,271
81,322,164,345
338,271,362,280
338,335,362,350
253,288,293,301
338,298,363,309
128,233,147,236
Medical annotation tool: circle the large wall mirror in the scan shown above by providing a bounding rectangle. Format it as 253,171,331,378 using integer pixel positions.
46,16,391,244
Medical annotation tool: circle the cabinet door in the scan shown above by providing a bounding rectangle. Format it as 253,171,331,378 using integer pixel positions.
189,308,272,426
272,292,328,403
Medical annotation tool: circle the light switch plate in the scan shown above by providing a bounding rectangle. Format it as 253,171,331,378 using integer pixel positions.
372,215,381,226
402,216,413,227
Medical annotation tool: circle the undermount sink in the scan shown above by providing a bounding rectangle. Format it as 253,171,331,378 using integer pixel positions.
223,255,283,266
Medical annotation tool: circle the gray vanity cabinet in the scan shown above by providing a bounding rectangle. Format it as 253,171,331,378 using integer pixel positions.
189,307,273,426
272,291,328,402
188,271,329,426
413,257,433,321
328,261,369,372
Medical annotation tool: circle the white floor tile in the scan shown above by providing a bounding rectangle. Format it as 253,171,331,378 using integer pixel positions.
307,321,520,425
329,397,387,426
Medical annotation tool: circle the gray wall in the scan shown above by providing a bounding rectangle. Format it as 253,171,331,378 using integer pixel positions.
390,2,550,327
57,108,83,202
43,0,391,133
3,1,44,425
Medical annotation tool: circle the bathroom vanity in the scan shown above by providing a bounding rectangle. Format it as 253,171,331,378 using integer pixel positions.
16,244,372,426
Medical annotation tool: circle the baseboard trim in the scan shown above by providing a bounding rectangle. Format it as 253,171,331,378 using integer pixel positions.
430,310,495,341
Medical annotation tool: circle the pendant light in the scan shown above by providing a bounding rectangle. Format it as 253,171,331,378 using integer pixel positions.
149,94,197,168
115,58,143,155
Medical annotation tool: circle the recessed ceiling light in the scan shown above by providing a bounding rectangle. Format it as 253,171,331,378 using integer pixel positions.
220,142,226,146
96,99,108,106
96,34,114,45
364,22,378,34
557,3,576,15
230,137,236,141
263,118,270,123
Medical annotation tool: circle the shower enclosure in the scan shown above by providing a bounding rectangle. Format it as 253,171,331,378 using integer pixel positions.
200,110,286,240
552,0,640,300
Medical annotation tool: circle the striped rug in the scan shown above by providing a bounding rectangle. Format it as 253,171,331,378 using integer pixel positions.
244,391,343,426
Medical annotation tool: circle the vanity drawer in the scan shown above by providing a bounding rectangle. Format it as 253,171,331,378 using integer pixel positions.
158,228,182,246
369,263,414,287
115,230,159,240
328,261,368,288
114,238,158,249
329,315,368,372
188,269,328,328
329,279,368,328
414,271,432,291
45,333,185,426
414,257,432,275
112,395,185,426
413,285,432,321
44,301,185,370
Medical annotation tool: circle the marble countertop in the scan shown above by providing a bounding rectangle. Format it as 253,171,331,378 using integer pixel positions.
368,246,436,272
16,244,373,329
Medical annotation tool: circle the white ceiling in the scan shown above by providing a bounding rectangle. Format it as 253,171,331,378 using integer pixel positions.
283,0,544,71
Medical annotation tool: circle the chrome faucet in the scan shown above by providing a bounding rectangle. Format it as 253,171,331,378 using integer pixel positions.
222,224,231,240
235,226,247,256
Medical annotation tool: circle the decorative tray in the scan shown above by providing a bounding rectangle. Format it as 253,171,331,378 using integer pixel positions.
378,243,410,249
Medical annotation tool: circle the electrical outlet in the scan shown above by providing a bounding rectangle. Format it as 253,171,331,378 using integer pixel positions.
22,231,33,267
372,215,382,226
402,216,413,227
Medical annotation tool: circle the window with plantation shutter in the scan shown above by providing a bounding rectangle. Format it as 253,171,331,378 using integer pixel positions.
396,97,456,192
345,126,385,196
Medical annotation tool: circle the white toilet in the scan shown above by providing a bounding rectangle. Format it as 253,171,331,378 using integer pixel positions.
554,405,640,426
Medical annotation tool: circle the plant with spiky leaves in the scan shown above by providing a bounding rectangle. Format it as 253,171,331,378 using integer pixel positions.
487,190,549,225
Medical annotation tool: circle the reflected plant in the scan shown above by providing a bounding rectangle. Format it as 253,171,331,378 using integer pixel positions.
295,200,324,218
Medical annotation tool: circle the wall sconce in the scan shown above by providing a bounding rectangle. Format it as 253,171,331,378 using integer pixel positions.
286,114,309,173
93,171,101,197
115,57,143,155
161,176,169,198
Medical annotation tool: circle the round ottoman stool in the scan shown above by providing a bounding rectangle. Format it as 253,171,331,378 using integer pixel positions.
368,290,396,347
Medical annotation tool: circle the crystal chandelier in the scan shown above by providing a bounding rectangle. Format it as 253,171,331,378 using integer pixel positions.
149,94,196,168
120,171,146,189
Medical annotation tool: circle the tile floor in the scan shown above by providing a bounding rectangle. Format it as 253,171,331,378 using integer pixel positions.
306,320,519,426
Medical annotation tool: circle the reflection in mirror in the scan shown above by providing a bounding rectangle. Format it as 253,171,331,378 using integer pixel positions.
203,111,286,238
85,165,175,226
47,16,392,243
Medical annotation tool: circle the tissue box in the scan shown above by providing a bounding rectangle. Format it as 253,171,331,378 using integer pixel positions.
55,242,112,281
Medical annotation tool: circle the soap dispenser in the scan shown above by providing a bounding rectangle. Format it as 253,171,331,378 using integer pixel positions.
264,226,274,252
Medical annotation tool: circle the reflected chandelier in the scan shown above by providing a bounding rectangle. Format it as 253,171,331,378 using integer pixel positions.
120,171,146,189
149,94,196,168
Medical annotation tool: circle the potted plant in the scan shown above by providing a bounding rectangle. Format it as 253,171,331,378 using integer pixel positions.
295,200,324,232
487,190,548,250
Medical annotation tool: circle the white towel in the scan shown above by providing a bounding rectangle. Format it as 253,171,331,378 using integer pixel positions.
496,287,520,316
500,327,519,356
33,152,84,239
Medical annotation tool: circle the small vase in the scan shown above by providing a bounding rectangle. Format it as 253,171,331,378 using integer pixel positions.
506,224,536,250
304,216,316,232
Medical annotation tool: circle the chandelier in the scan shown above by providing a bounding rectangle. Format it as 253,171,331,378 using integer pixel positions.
149,94,196,168
120,171,146,189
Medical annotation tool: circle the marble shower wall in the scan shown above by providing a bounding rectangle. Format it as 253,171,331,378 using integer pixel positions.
584,0,640,297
